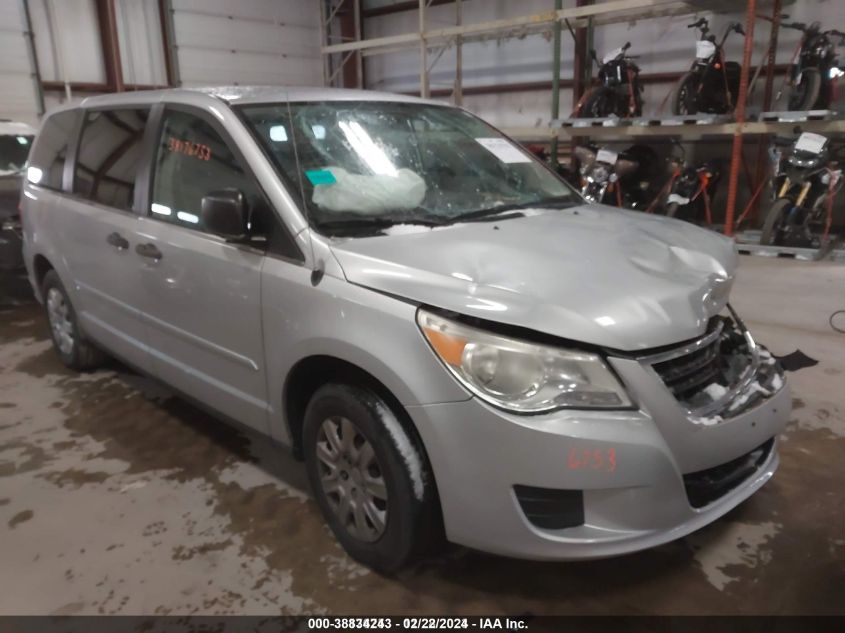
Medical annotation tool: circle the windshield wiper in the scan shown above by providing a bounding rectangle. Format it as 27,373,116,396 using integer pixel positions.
448,195,577,224
313,211,450,236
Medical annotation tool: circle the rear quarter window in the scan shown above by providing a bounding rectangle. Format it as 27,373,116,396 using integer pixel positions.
27,109,79,191
74,108,149,211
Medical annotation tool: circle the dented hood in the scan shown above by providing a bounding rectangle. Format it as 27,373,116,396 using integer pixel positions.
329,205,738,351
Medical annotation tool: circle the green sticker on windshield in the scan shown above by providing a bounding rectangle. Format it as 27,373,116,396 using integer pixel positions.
305,169,337,185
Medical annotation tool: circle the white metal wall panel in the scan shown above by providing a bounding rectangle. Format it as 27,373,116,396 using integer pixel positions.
171,0,322,87
0,2,40,125
115,0,167,86
28,0,106,83
365,0,572,94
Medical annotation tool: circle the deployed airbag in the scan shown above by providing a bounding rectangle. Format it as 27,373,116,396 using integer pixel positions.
311,166,426,214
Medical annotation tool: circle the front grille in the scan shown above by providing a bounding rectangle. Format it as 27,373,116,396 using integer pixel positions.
683,439,774,508
649,314,755,412
513,485,584,530
653,327,724,400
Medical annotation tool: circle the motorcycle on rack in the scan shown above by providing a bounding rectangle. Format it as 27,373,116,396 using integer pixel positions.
657,145,722,225
761,132,843,247
777,19,845,111
575,42,644,119
673,17,746,115
574,144,659,209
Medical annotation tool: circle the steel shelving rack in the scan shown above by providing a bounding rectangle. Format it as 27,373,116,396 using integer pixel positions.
319,0,839,243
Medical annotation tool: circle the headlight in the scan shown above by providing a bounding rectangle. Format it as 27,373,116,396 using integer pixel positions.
592,165,609,182
417,309,633,413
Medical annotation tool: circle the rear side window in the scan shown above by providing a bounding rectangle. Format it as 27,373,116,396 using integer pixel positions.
74,109,149,211
27,110,78,191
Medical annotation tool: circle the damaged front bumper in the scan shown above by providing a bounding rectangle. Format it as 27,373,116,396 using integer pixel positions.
408,309,789,560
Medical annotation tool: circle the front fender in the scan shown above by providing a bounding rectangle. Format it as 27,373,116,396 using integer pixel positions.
260,260,471,444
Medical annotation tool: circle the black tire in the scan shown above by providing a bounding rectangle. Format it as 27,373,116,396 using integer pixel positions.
672,72,699,116
788,68,822,111
303,383,437,574
760,198,793,246
41,269,106,370
579,87,617,118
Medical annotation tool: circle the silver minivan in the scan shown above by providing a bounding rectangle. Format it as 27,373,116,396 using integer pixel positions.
21,87,789,572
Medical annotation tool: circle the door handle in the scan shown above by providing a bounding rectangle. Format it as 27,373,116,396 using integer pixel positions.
106,231,129,250
135,242,163,261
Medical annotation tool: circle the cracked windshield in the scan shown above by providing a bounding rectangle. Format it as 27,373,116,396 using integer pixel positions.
240,101,577,234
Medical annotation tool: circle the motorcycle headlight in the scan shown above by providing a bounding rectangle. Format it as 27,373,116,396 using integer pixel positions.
417,309,633,413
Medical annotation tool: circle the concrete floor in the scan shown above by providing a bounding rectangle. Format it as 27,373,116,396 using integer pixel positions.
0,256,843,616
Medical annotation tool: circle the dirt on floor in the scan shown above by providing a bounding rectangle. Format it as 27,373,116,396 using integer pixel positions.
0,258,843,616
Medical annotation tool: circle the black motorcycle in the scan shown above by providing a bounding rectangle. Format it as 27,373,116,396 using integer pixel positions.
661,145,721,225
576,42,643,118
761,132,843,246
673,18,745,115
778,19,845,111
574,144,659,209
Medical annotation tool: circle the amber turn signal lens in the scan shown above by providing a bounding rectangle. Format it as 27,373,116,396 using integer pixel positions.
422,328,467,366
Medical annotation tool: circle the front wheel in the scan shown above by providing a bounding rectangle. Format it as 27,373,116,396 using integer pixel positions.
672,72,699,116
788,68,822,111
578,87,618,118
760,198,794,246
303,383,438,574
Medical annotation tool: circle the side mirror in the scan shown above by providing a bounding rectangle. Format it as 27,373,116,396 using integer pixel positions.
201,189,247,240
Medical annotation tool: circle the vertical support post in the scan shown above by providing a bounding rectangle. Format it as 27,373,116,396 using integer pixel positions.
95,0,124,92
723,0,757,236
549,0,563,167
319,0,331,87
20,0,45,115
570,1,594,171
158,0,180,87
748,0,782,226
419,0,429,98
353,0,363,89
572,0,594,110
338,0,359,87
454,0,462,106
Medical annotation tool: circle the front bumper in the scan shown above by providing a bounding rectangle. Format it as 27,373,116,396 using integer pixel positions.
407,359,790,561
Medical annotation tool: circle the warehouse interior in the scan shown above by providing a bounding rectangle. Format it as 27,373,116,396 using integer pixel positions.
1,0,844,618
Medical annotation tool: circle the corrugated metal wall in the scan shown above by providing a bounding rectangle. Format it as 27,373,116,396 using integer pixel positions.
0,2,41,126
171,0,321,87
115,0,167,86
0,0,323,125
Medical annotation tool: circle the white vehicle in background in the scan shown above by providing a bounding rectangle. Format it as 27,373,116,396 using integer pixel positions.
0,120,36,271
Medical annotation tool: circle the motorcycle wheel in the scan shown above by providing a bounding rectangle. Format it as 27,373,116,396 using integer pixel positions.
579,87,618,118
760,198,794,246
672,73,699,116
788,68,822,111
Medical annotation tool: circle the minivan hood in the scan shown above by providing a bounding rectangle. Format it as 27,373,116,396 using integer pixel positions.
329,205,738,351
